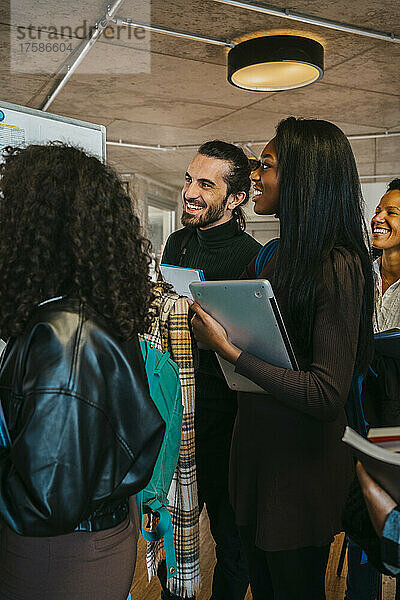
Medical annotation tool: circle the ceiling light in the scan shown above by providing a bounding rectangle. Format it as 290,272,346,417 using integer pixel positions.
227,35,324,91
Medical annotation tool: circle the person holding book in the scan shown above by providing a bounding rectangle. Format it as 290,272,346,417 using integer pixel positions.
189,117,375,599
345,178,400,599
357,461,400,575
367,178,400,579
0,144,165,600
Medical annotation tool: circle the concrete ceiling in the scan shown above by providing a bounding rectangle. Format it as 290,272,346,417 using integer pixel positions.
0,0,399,188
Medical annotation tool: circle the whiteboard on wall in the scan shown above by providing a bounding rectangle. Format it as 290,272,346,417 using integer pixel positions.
0,100,105,160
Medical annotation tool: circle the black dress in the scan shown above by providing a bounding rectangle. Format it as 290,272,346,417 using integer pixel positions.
230,248,362,551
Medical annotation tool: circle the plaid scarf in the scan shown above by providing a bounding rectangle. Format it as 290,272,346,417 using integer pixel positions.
142,285,200,598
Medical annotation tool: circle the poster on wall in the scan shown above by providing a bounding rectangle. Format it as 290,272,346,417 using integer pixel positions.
0,100,106,160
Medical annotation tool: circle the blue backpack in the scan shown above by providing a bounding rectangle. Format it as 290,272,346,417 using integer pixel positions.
135,340,183,578
254,237,280,277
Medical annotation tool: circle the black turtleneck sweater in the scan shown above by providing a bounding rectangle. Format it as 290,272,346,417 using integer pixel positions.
161,218,261,281
161,219,261,418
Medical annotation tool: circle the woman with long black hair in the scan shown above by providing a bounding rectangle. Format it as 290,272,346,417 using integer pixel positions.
189,117,374,599
0,144,165,600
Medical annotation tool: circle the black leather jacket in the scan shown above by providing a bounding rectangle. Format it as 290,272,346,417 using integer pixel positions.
0,297,165,536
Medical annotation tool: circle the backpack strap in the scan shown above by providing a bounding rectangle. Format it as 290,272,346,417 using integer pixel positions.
254,238,280,277
178,228,195,266
344,373,369,438
135,493,177,577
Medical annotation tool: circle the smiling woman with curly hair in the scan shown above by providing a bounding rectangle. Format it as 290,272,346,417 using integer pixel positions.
0,144,165,600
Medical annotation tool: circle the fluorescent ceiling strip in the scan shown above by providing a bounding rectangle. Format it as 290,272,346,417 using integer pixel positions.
212,0,400,44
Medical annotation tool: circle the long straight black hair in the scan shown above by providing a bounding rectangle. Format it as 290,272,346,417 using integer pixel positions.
273,117,374,373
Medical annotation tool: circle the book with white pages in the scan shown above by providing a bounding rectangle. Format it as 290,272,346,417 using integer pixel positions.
343,426,400,503
160,264,205,299
368,426,400,452
189,279,298,393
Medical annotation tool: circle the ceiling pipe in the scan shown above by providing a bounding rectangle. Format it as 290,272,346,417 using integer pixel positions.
113,5,400,48
107,141,198,151
360,174,399,180
235,131,400,145
244,143,258,157
107,140,169,151
106,131,400,152
347,132,400,140
212,0,400,44
41,0,126,111
113,17,234,47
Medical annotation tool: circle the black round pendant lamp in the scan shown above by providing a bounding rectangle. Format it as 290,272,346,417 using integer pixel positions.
228,35,324,92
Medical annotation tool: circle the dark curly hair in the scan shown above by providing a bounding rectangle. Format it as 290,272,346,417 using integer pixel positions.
0,143,154,340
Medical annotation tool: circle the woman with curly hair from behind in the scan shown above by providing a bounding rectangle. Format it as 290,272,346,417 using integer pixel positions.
0,144,165,600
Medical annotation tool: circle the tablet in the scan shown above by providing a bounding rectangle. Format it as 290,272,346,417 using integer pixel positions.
189,279,298,393
160,264,205,298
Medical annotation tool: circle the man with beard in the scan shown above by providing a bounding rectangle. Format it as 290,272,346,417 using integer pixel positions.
160,141,261,600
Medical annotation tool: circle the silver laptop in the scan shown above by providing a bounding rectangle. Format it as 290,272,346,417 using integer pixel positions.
189,279,298,393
